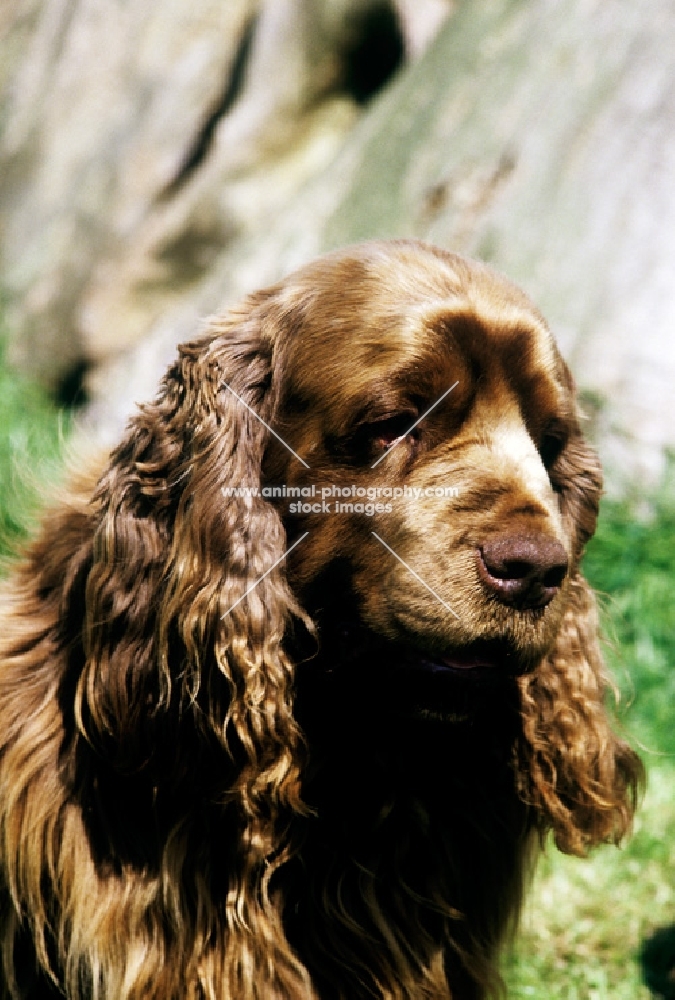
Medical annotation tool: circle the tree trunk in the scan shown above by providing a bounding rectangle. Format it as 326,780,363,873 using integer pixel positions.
1,0,673,485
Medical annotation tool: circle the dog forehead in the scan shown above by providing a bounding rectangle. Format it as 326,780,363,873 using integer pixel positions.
275,240,565,405
284,302,560,404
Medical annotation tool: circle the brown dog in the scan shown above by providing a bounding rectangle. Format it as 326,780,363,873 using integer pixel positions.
0,240,640,999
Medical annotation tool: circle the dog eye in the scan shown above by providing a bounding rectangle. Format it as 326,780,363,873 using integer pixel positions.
340,412,419,463
365,413,418,453
539,430,566,469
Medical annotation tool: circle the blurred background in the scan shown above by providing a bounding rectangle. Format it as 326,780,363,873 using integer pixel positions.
1,1,674,996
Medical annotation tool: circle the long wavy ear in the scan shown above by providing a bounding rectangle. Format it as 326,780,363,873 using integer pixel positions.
0,291,314,998
515,399,642,854
78,288,308,800
517,572,643,855
61,297,315,993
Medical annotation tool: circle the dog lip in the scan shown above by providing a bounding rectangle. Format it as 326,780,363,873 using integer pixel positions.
328,622,525,677
413,653,496,675
404,641,520,676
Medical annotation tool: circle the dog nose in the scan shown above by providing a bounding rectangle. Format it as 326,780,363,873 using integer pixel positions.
477,534,569,609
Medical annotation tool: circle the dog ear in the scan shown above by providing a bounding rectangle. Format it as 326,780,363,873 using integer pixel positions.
73,290,309,827
517,573,643,855
556,413,605,559
0,288,316,997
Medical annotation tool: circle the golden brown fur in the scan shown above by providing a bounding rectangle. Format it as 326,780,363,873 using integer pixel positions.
0,240,641,999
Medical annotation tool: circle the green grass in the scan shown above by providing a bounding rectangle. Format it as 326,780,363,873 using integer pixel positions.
0,336,70,556
1,339,674,997
504,483,675,998
504,765,675,999
585,482,675,757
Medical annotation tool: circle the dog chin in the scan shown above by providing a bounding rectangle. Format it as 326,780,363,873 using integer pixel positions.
295,622,531,725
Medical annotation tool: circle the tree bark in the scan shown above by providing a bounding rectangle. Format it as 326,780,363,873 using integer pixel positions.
2,0,673,485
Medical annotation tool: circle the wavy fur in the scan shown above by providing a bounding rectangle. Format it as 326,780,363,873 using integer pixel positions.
0,240,641,999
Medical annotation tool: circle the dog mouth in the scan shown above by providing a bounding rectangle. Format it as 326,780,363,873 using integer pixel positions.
396,638,526,682
294,626,527,729
293,619,530,728
323,621,528,683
